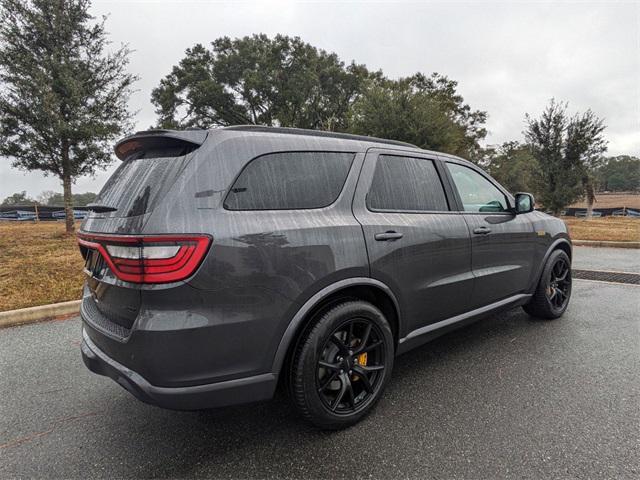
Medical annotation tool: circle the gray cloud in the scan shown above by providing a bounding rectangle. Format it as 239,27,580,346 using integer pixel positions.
1,0,638,198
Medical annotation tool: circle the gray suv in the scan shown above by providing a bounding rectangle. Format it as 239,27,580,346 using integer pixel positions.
79,126,572,429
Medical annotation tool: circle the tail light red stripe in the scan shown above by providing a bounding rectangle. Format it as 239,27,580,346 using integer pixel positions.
77,233,211,284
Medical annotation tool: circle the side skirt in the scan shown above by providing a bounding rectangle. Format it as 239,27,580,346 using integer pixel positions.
396,293,532,355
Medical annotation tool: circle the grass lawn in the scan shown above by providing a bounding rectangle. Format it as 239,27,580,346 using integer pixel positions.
568,192,640,210
563,216,640,243
0,216,639,312
0,221,84,312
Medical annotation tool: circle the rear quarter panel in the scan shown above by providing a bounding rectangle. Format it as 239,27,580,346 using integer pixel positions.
139,135,369,381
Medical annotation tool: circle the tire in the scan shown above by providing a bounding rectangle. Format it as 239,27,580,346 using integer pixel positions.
290,300,394,430
523,249,572,320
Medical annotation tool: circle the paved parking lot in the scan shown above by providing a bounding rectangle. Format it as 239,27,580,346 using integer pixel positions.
573,245,640,273
1,280,638,479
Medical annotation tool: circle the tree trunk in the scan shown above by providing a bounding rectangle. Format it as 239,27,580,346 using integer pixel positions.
61,141,74,234
62,173,74,233
584,176,596,220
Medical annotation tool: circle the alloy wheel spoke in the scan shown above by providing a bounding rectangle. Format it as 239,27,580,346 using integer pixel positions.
329,335,349,355
554,261,564,277
319,360,340,371
355,323,373,353
345,376,356,409
352,365,374,393
318,371,338,392
359,364,384,373
360,340,383,354
331,381,347,411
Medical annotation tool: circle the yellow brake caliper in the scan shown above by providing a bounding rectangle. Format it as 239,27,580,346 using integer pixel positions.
357,352,368,366
353,352,367,380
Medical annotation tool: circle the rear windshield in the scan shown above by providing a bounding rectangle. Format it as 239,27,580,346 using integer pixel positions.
94,152,191,217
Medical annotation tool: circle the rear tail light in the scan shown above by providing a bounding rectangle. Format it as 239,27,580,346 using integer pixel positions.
77,233,211,284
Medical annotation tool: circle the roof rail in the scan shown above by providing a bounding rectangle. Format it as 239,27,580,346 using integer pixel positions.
223,125,418,149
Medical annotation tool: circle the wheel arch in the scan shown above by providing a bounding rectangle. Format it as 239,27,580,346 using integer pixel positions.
271,278,401,378
528,237,573,292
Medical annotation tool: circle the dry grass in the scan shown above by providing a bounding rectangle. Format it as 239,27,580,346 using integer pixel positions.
563,216,640,242
0,221,84,312
568,193,640,209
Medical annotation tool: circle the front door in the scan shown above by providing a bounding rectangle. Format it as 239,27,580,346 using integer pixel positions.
352,149,474,337
444,160,537,307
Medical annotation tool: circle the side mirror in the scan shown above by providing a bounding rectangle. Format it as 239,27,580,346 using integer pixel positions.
514,192,534,214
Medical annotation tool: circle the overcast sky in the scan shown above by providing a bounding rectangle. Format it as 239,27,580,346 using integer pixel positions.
1,0,638,199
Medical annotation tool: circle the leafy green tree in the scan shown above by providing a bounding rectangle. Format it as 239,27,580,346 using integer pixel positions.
525,100,606,215
596,155,640,192
71,191,97,206
40,190,97,206
346,73,487,161
0,0,137,233
1,191,36,206
152,34,370,131
485,141,539,195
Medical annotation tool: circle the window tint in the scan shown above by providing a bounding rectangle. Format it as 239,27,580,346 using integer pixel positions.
447,162,508,213
224,151,354,210
367,155,449,212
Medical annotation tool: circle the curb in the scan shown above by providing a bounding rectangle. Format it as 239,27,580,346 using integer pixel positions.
0,300,81,329
572,240,640,249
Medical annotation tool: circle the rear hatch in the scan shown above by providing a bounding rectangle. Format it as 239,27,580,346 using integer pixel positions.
78,130,208,338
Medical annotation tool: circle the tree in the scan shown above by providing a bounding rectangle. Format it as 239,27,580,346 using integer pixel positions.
37,190,58,206
152,34,370,131
71,191,97,206
1,191,36,206
596,155,640,192
0,0,137,233
525,100,606,215
566,108,607,216
346,73,487,161
39,190,97,206
485,141,539,195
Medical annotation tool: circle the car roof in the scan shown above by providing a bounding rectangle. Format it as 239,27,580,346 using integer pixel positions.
116,125,468,164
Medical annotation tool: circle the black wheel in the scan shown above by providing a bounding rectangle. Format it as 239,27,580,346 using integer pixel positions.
290,300,394,429
524,249,572,319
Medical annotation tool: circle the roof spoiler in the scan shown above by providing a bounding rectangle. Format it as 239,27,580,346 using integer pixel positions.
114,129,208,160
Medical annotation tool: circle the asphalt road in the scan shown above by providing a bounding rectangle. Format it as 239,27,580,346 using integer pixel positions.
573,246,640,273
1,280,639,479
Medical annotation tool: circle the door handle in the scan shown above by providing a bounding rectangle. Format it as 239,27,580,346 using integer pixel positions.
374,231,404,241
473,226,492,235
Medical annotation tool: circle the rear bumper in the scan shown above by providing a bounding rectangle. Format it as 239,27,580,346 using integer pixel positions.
81,328,277,410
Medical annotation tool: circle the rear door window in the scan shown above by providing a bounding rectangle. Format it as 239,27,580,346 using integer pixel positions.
367,155,449,212
224,151,355,210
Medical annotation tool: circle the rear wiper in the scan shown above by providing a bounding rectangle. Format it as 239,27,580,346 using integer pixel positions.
85,203,118,213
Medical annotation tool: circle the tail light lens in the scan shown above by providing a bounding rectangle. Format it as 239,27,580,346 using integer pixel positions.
77,233,211,284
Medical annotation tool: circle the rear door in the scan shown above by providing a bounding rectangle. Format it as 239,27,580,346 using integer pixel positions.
443,160,537,307
352,149,473,336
